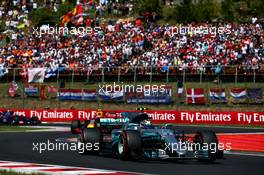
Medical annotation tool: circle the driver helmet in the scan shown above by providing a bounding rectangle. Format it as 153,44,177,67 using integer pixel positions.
140,120,152,129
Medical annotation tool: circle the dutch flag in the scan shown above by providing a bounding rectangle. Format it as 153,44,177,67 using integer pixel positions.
209,88,226,103
230,88,247,100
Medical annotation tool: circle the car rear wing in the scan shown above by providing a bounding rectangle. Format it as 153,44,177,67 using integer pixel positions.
98,118,130,126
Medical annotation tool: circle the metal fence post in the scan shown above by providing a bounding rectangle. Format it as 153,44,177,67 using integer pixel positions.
71,69,74,88
86,68,90,83
200,69,203,84
166,67,169,83
96,81,100,110
134,66,137,84
253,68,256,83
235,66,237,85
101,67,105,83
150,66,152,83
13,69,16,81
118,67,120,83
22,82,25,109
57,69,60,109
56,68,60,87
183,68,186,84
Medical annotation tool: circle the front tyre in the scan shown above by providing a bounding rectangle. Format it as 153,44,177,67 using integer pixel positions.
118,130,142,161
193,131,220,163
71,120,81,134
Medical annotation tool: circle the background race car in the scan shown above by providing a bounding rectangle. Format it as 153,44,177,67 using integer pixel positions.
0,110,41,125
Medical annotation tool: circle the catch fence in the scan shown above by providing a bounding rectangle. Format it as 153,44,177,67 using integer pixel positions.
0,65,263,110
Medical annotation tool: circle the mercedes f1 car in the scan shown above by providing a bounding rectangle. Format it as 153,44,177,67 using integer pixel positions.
71,111,224,162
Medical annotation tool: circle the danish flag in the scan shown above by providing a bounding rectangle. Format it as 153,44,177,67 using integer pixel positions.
186,88,205,104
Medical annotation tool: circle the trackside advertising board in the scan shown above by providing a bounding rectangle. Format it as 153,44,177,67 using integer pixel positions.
1,109,264,126
126,86,173,104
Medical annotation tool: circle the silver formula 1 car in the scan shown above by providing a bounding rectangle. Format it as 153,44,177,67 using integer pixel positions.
71,111,224,162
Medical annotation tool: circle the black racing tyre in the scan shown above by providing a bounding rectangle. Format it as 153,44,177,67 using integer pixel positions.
194,130,219,162
12,116,20,125
77,135,89,155
31,116,40,125
71,120,81,134
81,128,101,154
118,130,142,161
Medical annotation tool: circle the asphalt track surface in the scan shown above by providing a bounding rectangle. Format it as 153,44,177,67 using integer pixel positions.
0,125,264,175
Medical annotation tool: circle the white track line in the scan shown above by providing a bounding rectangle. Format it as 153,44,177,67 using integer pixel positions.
217,132,264,135
21,126,70,132
0,160,143,175
224,151,264,157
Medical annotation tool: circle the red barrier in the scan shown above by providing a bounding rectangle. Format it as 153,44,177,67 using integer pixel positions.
217,134,264,152
1,109,264,126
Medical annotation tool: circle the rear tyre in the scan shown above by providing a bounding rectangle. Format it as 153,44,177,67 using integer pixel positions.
194,131,219,163
71,120,81,134
31,116,40,125
118,130,142,161
81,128,101,155
77,135,88,155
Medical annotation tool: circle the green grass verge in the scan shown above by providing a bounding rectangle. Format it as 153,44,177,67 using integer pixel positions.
0,125,45,132
0,170,46,175
1,82,264,111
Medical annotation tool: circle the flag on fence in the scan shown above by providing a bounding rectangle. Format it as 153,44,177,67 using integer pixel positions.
8,81,18,97
125,86,172,104
58,89,96,101
45,67,65,79
58,89,82,100
209,88,226,103
48,86,58,93
247,88,263,104
82,89,97,101
230,88,247,103
176,81,184,97
125,92,144,100
24,84,38,97
28,68,45,83
186,88,205,104
0,65,8,78
99,87,124,101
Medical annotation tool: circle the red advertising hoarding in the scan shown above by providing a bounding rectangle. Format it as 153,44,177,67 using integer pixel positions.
1,108,263,126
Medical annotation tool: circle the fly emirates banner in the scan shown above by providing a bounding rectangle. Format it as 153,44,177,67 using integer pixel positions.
2,109,264,126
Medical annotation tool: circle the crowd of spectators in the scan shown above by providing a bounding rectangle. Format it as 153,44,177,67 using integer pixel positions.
0,0,33,31
0,0,264,77
97,0,134,17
